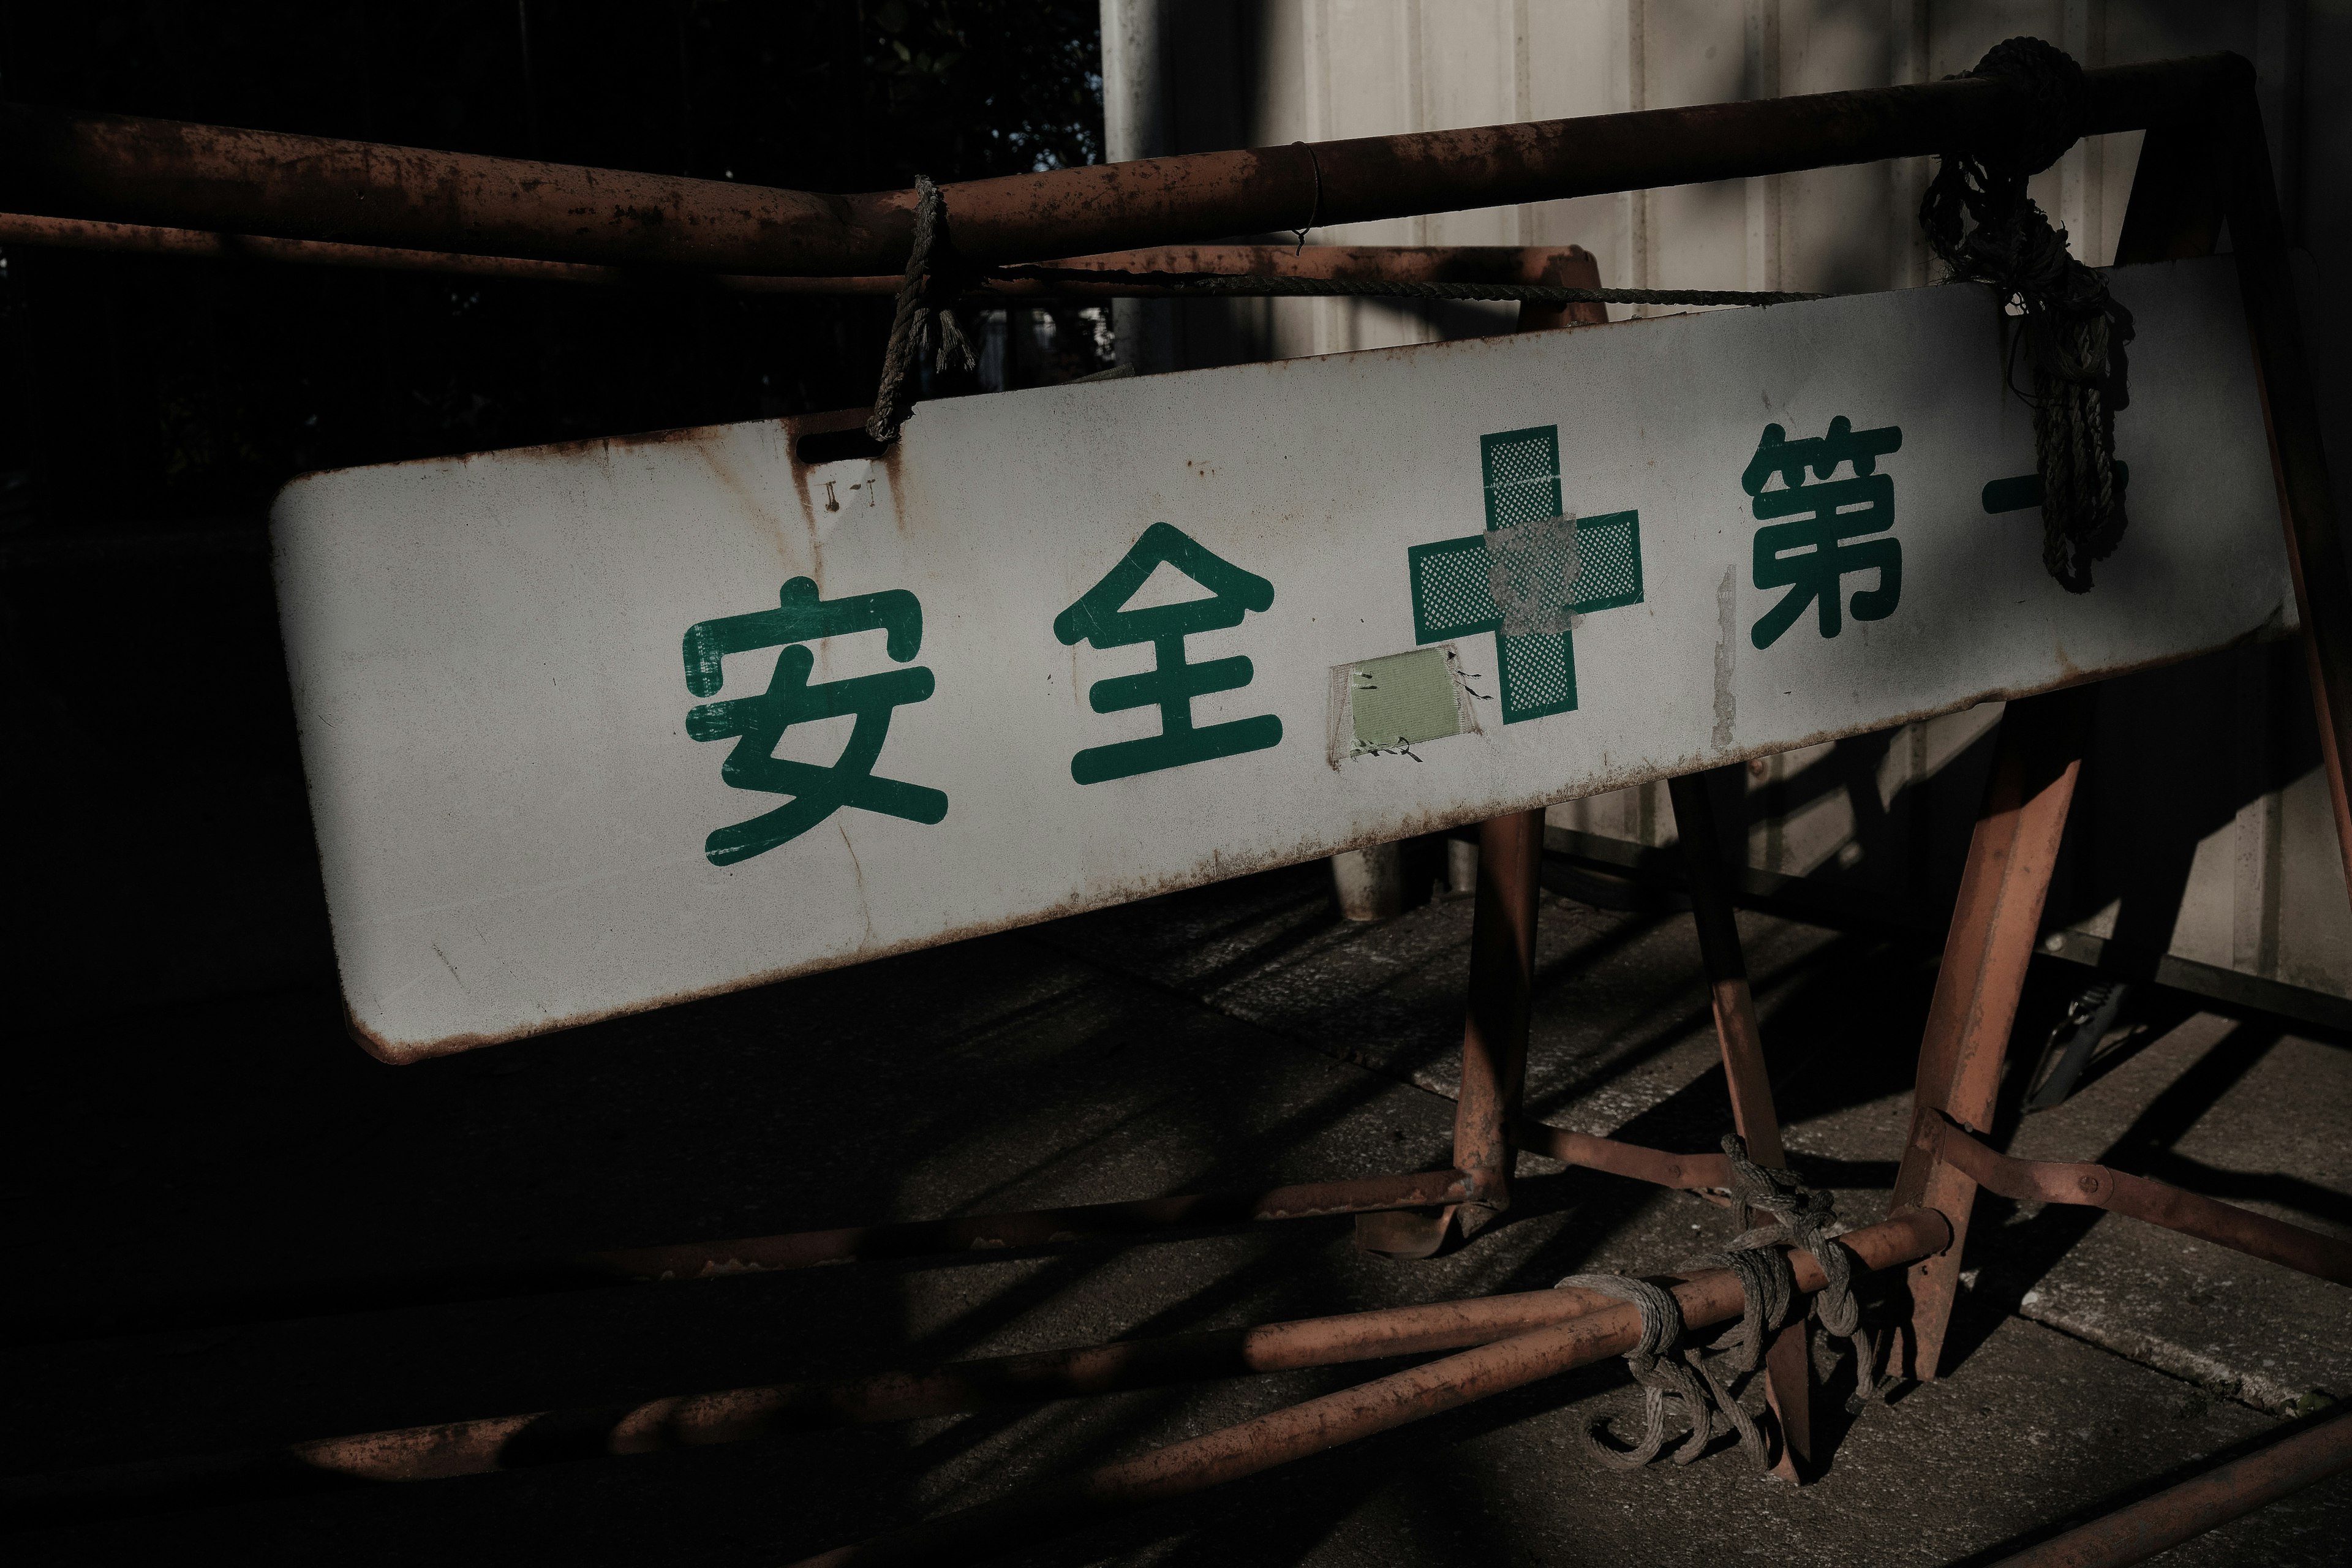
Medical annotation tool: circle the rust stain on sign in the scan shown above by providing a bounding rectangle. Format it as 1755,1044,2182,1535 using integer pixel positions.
275,258,2289,1061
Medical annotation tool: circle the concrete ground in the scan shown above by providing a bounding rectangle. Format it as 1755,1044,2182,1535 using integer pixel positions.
5,860,2348,1564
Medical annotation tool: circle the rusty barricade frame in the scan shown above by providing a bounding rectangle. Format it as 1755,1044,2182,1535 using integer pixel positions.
3,48,2348,1566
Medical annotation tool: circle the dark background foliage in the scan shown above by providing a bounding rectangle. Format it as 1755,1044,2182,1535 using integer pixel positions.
0,0,1104,529
0,4,1102,1028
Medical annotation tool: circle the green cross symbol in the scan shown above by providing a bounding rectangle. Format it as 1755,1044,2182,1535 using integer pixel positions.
1406,425,1644,724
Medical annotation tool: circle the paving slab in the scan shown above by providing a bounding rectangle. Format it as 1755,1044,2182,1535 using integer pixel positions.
1994,1011,2352,1413
6,863,2346,1564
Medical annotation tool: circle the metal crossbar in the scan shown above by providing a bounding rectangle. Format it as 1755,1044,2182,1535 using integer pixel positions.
0,48,2341,1568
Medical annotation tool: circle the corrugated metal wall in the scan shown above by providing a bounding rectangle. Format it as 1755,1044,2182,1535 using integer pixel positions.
1101,0,2352,1023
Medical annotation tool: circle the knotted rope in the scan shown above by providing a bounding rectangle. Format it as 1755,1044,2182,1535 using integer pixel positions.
1561,1134,1891,1475
1920,36,2133,594
1716,1133,1895,1414
865,176,982,447
1554,1272,1771,1471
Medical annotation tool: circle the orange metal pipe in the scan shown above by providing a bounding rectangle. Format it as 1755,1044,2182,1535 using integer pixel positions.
1452,809,1545,1233
1513,1121,1734,1196
788,1210,1952,1568
3,1211,1943,1521
1991,1406,2352,1568
0,1278,1646,1520
1355,279,1605,1263
1917,1111,2352,1286
0,213,1598,299
589,1167,1477,1280
0,59,2233,275
2218,83,2352,903
7,1168,1477,1347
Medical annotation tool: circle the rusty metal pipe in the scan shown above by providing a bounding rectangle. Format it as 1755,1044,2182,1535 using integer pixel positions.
1355,284,1600,1262
785,1208,1951,1568
0,58,2237,275
1452,809,1545,1231
5,1207,1937,1518
0,209,665,284
6,1169,1475,1346
1917,1112,2352,1286
1991,1405,2352,1568
1351,265,1607,1251
315,1276,1643,1454
0,214,1597,301
1666,770,1783,1168
1512,1121,1733,1196
1509,246,1608,333
589,1168,1476,1280
1,1278,1675,1520
1021,243,1599,284
2215,78,2352,905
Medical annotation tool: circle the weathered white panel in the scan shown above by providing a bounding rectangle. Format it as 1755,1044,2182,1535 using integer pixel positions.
277,260,2283,1058
1099,0,2351,1008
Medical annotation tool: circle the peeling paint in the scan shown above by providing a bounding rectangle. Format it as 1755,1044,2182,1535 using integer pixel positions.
1713,564,1738,749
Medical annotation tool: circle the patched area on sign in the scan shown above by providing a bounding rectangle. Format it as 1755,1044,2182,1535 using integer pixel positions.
1329,644,1479,764
1486,512,1581,635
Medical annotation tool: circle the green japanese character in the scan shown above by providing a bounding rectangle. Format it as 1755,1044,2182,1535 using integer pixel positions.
682,577,946,865
1054,522,1283,785
1745,416,1903,649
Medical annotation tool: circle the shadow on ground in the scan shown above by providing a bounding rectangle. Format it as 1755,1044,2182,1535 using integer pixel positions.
5,864,2346,1565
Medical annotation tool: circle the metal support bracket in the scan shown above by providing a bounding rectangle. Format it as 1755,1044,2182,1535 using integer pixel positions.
1911,1108,2352,1286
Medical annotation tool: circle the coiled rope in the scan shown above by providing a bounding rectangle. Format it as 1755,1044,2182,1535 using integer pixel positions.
1921,36,2133,593
1716,1133,1896,1414
1561,1134,1891,1475
1554,1271,1773,1471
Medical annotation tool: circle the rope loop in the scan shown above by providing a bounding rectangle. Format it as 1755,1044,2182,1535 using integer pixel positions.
1554,1137,1904,1479
1556,1273,1738,1469
1717,1133,1896,1413
1697,1238,1796,1379
866,175,983,447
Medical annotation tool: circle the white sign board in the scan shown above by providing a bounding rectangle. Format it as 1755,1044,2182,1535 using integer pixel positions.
273,257,2291,1062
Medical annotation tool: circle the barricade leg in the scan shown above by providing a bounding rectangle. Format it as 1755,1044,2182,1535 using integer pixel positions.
2223,85,2352,905
1357,808,1544,1257
1355,270,1601,1261
2116,71,2352,907
1451,808,1544,1237
1887,689,2087,1381
1666,766,1812,1480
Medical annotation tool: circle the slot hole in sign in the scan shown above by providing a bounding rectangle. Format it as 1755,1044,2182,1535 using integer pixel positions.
798,428,889,464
